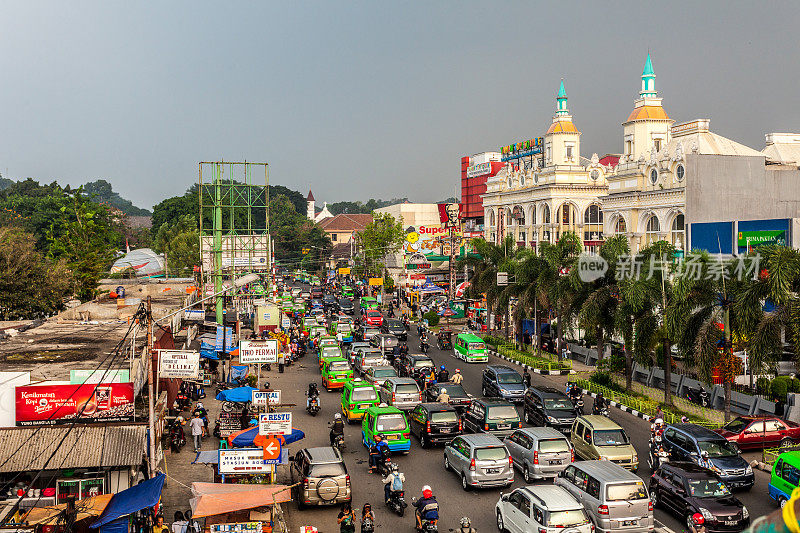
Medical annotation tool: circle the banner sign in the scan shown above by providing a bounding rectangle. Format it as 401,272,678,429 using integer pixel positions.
70,369,130,384
258,411,292,435
466,162,492,178
215,326,235,351
217,411,241,437
437,203,462,230
737,230,786,248
239,340,279,364
158,350,200,379
251,390,281,406
218,449,272,474
15,383,134,426
184,310,204,323
368,277,383,286
501,137,544,161
338,267,351,275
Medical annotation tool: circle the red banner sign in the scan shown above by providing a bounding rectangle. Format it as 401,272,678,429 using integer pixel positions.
15,383,135,426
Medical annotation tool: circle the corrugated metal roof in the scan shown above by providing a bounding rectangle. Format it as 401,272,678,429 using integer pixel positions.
0,424,147,473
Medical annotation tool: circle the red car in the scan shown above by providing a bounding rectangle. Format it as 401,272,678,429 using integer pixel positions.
713,416,800,450
363,309,384,327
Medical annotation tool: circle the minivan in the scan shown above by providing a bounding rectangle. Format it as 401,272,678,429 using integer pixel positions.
769,450,800,507
408,402,462,447
570,415,638,472
504,427,574,481
444,434,514,490
463,398,521,438
555,461,653,533
290,447,351,509
524,386,579,433
482,365,526,403
377,377,423,411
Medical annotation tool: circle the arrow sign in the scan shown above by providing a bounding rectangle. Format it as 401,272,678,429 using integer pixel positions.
262,437,282,462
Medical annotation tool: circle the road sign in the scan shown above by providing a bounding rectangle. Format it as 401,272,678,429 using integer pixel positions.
262,437,282,462
258,411,292,435
239,340,279,364
218,448,272,474
251,390,281,406
158,350,201,379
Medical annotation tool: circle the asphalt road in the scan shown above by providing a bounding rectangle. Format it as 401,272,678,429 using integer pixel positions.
277,288,776,532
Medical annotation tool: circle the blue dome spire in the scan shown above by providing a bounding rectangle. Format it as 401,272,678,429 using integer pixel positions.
640,53,657,98
556,79,569,116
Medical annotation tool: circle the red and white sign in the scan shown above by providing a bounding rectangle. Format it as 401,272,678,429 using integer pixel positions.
15,383,134,426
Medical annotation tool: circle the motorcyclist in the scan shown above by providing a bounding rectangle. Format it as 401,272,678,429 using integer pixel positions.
307,382,320,409
368,434,390,473
420,332,429,351
382,463,405,503
329,413,345,447
593,393,607,414
459,517,477,533
399,341,409,355
451,369,463,385
413,485,439,530
436,365,449,383
650,418,665,438
436,388,450,404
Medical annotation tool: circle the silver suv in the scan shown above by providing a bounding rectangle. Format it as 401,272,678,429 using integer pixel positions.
290,447,351,508
443,434,514,490
504,427,574,481
378,377,422,411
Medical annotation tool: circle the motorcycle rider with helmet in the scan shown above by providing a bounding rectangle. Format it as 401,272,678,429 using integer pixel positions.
306,382,320,410
436,388,450,404
458,517,477,533
436,365,449,383
382,463,405,503
451,369,463,385
412,485,439,530
329,413,345,447
368,434,390,473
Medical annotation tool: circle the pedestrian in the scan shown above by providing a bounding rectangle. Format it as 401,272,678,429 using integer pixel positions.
189,412,204,453
361,503,375,529
278,351,286,373
561,346,569,361
184,511,201,533
337,502,356,533
171,512,187,533
153,515,169,533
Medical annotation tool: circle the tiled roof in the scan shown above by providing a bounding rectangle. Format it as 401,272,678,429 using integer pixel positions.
625,105,671,122
0,423,147,473
330,243,352,259
546,120,578,134
317,214,373,232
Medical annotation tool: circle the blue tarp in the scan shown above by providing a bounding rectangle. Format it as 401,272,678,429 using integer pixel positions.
230,426,305,447
229,365,248,383
200,348,219,360
215,386,258,403
91,473,165,530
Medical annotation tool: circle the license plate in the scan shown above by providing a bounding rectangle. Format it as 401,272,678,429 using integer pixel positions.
386,434,398,440
724,521,738,526
622,521,637,527
497,424,510,430
440,428,451,433
549,459,562,465
485,468,500,474
359,404,370,409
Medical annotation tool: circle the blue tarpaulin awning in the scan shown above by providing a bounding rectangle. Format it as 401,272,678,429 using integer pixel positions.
91,474,165,532
228,426,305,448
215,386,257,403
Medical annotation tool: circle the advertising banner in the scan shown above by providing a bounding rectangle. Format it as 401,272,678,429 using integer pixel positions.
15,383,134,426
368,277,383,286
258,411,292,435
158,350,200,379
211,523,262,533
184,310,204,323
437,203,462,230
338,267,351,275
239,340,279,364
217,411,241,437
737,230,786,248
69,369,130,384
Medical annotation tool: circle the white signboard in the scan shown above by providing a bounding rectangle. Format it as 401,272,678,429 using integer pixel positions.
158,351,201,379
258,411,292,435
467,161,492,178
70,369,130,384
184,310,204,322
218,448,271,474
281,317,291,329
239,340,279,364
251,390,281,407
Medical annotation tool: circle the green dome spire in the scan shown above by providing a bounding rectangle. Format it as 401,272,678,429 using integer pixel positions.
640,53,657,98
642,52,654,76
556,79,569,116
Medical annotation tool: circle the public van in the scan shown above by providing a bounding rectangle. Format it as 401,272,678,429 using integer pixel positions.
321,357,353,391
769,450,800,507
453,333,488,363
341,379,380,423
361,405,411,453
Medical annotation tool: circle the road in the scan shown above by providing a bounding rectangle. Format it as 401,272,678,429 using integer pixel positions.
277,289,776,532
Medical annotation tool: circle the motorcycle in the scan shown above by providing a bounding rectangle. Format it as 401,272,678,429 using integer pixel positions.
410,500,438,533
307,395,321,416
386,490,407,517
570,395,584,414
648,443,669,469
402,316,410,330
169,420,186,453
686,387,710,408
592,398,610,417
332,433,345,452
420,338,429,353
370,451,392,476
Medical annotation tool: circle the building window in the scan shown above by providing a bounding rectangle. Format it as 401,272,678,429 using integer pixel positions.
489,211,495,227
615,217,627,234
566,145,573,161
542,204,551,225
676,164,685,182
507,176,513,188
671,214,685,251
645,215,661,245
649,168,658,185
520,172,526,186
546,145,552,163
519,231,526,242
654,139,662,153
626,140,633,155
331,233,337,242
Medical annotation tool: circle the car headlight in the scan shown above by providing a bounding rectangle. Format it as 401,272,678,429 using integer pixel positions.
633,452,638,462
742,506,749,519
745,464,753,475
547,416,558,423
699,508,714,521
599,456,608,461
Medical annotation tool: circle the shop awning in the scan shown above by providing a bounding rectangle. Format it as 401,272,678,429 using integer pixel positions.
189,482,292,518
91,474,165,531
23,494,112,525
227,426,305,447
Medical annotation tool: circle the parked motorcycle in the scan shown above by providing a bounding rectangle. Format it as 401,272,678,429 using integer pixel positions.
307,395,321,416
386,490,407,517
686,387,710,408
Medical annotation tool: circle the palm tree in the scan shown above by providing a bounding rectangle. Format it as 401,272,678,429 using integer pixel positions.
507,248,546,351
460,236,519,335
536,233,582,355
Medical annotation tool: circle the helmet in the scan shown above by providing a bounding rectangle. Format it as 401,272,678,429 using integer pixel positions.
701,451,709,458
654,418,664,426
422,485,432,498
455,369,461,373
460,517,471,527
334,413,342,419
441,388,447,394
440,365,445,370
692,513,704,526
196,402,203,409
391,463,399,472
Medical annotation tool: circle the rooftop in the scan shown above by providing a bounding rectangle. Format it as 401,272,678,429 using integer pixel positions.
317,213,373,232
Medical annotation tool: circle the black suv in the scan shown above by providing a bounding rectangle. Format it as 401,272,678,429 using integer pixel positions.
338,299,355,314
481,365,526,403
425,382,472,413
523,386,579,433
462,398,521,438
381,318,407,341
650,462,750,532
322,295,339,312
662,424,754,490
395,354,435,378
408,402,462,448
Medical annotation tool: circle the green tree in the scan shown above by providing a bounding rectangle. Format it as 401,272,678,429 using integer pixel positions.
153,214,200,277
356,212,405,277
270,194,331,267
536,233,582,355
0,226,73,319
83,179,151,216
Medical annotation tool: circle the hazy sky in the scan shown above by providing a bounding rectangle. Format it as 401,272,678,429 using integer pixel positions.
2,1,799,210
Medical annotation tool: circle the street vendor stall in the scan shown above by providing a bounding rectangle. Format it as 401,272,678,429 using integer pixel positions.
190,482,292,533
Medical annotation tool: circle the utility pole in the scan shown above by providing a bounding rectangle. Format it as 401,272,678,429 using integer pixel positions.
146,296,157,478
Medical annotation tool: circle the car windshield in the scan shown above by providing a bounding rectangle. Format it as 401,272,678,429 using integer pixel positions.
430,411,458,423
337,324,351,333
329,361,350,372
385,320,403,328
697,440,739,458
396,384,419,394
606,481,648,501
365,329,380,335
593,429,629,446
723,418,749,434
308,462,346,477
373,368,397,378
544,398,574,410
497,372,523,384
414,359,434,368
376,414,406,431
351,388,377,401
367,311,381,317
468,342,485,350
440,384,466,396
475,447,508,461
687,478,731,498
538,438,571,453
487,405,519,420
547,509,589,527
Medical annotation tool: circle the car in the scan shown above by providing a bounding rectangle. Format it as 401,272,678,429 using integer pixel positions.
482,365,526,403
523,386,579,433
377,377,423,411
395,353,435,378
425,381,472,413
360,296,379,311
504,427,574,482
331,321,354,343
341,285,355,298
650,461,750,532
353,350,389,375
714,416,800,450
443,434,514,490
363,309,384,327
570,415,638,472
769,450,800,507
345,341,370,365
662,424,754,490
408,402,462,448
323,295,339,312
462,398,521,438
300,290,311,300
361,405,411,453
321,357,353,391
363,365,399,388
356,325,381,342
290,447,351,508
453,333,488,363
339,299,355,314
340,379,381,424
311,288,323,299
381,319,407,341
495,485,592,533
319,346,344,370
369,333,399,358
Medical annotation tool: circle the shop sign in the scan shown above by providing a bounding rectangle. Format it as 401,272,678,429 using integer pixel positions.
251,389,281,406
218,448,271,474
211,522,262,533
466,162,492,178
258,411,292,435
368,277,383,286
281,316,291,329
338,267,351,275
184,309,204,323
217,411,241,437
158,350,200,379
737,230,786,248
405,262,431,270
215,326,235,351
501,137,544,161
239,340,279,364
16,383,134,426
69,369,130,384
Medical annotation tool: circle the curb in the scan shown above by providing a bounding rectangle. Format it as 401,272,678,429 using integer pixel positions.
581,389,654,422
488,349,575,376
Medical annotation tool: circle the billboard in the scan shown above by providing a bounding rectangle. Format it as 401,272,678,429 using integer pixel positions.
500,137,544,161
437,203,462,230
15,383,135,426
158,350,201,379
239,340,279,364
70,369,130,384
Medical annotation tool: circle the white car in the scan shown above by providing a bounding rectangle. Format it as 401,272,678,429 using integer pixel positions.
496,485,593,533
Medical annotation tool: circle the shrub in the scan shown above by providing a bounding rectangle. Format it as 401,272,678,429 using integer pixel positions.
756,377,771,396
423,310,440,327
590,371,612,387
771,377,790,402
789,378,800,394
597,354,625,373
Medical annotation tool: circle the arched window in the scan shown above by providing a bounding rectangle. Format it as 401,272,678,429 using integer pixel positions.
615,217,627,234
583,205,604,242
557,204,576,226
584,205,603,225
671,214,685,251
488,210,495,227
541,204,551,225
513,206,525,225
645,215,661,245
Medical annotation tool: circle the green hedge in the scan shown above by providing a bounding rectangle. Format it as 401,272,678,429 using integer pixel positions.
496,344,572,372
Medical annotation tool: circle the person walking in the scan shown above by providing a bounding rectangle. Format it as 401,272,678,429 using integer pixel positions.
184,511,201,533
153,516,169,533
189,412,204,453
337,502,356,533
171,512,187,533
